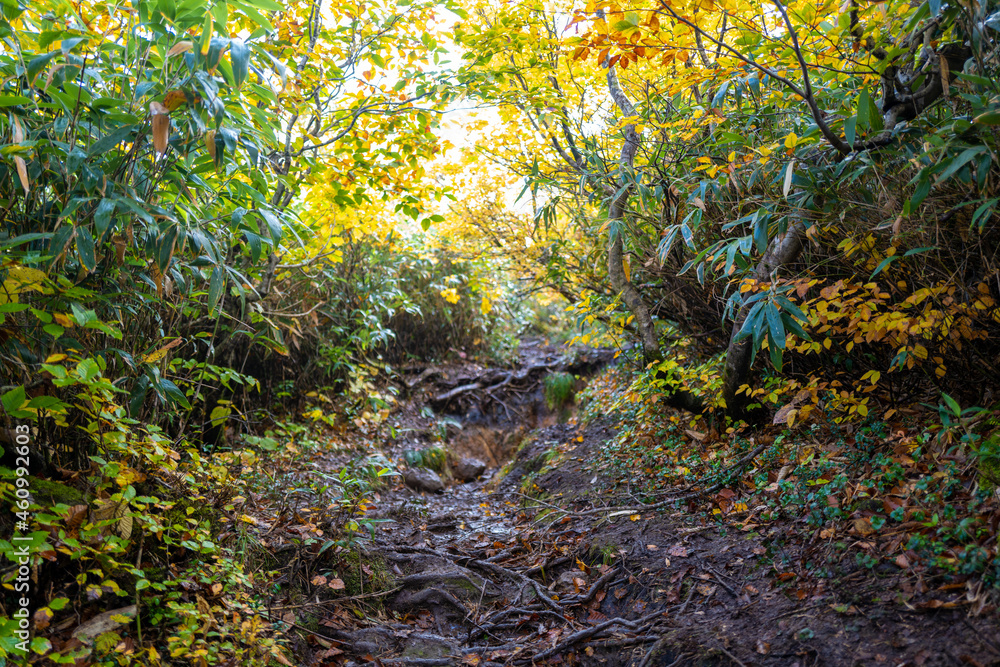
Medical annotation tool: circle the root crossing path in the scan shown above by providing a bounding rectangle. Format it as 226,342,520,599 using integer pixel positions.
284,344,1000,667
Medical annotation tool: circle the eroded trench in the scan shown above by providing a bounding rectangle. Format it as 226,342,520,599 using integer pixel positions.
286,342,691,667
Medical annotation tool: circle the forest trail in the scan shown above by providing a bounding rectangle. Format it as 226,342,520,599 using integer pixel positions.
274,342,1000,667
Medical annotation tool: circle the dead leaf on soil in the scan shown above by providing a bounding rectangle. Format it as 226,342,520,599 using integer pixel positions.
329,578,346,590
33,607,53,631
696,583,717,596
854,517,875,536
667,544,689,557
756,639,771,654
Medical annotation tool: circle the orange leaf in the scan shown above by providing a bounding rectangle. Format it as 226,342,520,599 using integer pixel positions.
14,156,29,195
150,102,170,155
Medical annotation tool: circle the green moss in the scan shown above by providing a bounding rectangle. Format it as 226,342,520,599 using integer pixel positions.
28,477,85,506
337,550,394,597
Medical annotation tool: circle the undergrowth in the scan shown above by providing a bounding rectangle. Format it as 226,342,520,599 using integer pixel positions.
578,360,1000,593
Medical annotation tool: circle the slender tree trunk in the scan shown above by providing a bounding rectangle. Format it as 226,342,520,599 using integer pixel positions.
604,62,660,364
721,222,805,419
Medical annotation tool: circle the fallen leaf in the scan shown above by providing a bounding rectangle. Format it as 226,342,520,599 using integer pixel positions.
311,575,328,586
329,578,346,590
664,557,671,567
667,544,689,557
646,544,659,551
34,607,53,631
756,639,771,655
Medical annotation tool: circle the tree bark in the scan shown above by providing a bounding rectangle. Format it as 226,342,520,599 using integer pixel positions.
720,221,805,420
604,60,660,364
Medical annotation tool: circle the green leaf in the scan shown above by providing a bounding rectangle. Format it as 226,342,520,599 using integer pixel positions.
856,87,871,131
88,125,137,157
973,110,1000,125
70,302,97,327
243,0,283,10
61,36,88,54
844,116,857,146
942,392,962,417
129,376,149,417
26,51,58,83
230,38,250,87
1,386,26,414
159,379,191,409
76,227,96,271
870,255,898,279
0,94,30,106
93,198,117,242
207,266,224,313
971,198,997,231
937,146,986,184
766,303,786,350
769,340,783,372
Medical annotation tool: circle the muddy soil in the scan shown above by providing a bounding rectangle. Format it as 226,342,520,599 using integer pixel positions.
289,344,1000,667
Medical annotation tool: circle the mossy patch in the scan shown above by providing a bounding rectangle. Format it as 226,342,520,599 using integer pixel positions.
336,550,395,597
29,477,85,506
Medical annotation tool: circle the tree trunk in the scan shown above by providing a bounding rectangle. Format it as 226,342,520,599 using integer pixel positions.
604,61,660,364
721,222,805,420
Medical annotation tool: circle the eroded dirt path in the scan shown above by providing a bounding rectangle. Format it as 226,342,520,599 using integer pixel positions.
284,344,1000,667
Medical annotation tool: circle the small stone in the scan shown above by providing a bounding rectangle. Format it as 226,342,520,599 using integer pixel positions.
453,457,487,482
404,467,444,493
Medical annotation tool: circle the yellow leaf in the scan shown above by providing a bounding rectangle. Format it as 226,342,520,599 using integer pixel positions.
166,41,193,57
142,338,183,364
53,313,74,328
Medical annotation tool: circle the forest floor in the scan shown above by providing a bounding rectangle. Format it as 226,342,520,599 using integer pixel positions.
264,341,1000,667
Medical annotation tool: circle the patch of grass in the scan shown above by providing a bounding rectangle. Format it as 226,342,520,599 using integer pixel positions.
403,446,447,472
544,372,576,411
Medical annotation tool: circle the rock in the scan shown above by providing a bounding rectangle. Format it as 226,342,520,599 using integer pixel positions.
548,569,589,595
453,457,487,482
403,467,444,493
400,633,460,659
